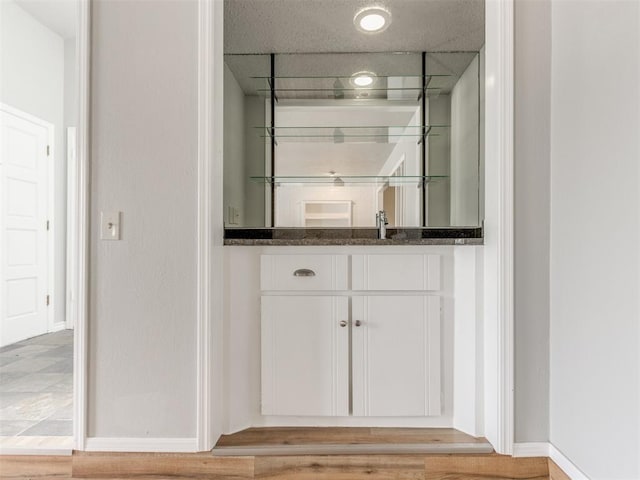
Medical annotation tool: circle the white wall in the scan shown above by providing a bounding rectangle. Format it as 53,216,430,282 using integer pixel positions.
450,54,480,227
89,0,198,438
0,0,67,329
64,38,77,130
223,64,245,226
514,0,550,443
550,1,640,478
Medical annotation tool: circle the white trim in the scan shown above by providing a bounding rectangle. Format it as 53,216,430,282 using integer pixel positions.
549,444,590,480
50,321,66,333
210,0,225,449
514,443,591,479
512,442,550,458
85,438,199,453
73,0,91,452
196,0,224,452
46,122,55,334
0,448,72,456
65,127,77,330
483,0,515,455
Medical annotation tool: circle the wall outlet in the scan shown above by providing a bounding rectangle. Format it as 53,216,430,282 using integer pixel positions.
228,206,240,225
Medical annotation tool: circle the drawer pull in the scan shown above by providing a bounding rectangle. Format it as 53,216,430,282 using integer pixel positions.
339,320,347,327
293,268,316,277
355,320,362,327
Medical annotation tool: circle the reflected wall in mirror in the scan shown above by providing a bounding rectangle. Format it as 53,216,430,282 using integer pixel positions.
223,51,482,228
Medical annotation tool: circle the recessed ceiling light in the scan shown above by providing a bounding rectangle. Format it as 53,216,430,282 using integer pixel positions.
351,71,376,87
354,6,391,34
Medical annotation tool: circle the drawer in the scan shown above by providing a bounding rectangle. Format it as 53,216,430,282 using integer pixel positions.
352,254,441,291
261,255,349,291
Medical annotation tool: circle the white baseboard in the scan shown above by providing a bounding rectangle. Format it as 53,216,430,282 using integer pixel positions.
50,322,67,333
0,447,72,456
85,437,199,453
513,442,550,457
549,444,590,480
513,442,590,479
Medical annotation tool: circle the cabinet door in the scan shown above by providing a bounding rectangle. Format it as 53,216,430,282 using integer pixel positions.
352,295,441,417
261,296,349,416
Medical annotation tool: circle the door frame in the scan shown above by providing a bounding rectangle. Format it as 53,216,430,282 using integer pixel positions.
65,126,77,331
72,0,91,451
482,0,515,455
201,0,515,454
195,0,223,451
0,103,54,344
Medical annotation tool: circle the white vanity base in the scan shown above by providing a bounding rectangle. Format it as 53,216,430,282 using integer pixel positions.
223,245,483,438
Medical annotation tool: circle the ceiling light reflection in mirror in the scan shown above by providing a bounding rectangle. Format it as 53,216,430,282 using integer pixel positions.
351,71,376,88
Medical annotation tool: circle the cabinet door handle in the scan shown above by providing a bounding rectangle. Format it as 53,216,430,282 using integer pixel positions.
355,320,362,327
293,268,316,277
339,320,347,327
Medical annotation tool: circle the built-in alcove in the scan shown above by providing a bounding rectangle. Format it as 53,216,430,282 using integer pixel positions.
219,0,488,455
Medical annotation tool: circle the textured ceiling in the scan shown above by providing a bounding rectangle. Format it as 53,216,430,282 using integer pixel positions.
14,0,77,39
224,0,485,54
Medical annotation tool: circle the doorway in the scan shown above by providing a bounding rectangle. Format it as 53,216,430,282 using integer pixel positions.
0,0,79,448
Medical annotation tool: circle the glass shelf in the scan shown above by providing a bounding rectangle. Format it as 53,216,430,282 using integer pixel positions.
250,175,448,186
251,74,451,80
252,74,451,100
256,88,443,101
256,125,449,143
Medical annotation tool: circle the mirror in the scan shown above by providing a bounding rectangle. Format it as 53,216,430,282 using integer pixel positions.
224,51,482,228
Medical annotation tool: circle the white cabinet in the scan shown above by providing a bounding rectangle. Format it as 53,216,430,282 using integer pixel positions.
351,296,441,417
261,296,349,416
261,254,349,291
260,253,442,418
352,254,441,291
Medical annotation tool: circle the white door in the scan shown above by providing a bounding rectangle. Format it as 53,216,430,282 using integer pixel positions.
351,295,441,417
0,107,51,347
261,295,349,416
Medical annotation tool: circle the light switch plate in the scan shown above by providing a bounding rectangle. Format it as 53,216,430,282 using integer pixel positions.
100,211,121,240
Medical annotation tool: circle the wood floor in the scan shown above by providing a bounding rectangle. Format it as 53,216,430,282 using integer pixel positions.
217,427,488,446
548,459,571,480
1,452,552,479
0,429,570,479
214,427,494,456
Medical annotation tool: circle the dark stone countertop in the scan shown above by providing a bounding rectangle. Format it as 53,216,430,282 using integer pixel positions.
224,227,483,246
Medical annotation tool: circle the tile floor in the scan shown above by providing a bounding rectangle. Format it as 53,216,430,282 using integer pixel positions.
0,330,73,437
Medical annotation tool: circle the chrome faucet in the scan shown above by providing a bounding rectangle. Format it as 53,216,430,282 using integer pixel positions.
376,210,389,239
